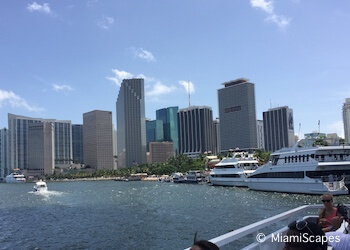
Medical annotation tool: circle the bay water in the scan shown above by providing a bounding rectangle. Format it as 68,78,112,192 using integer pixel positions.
1,180,349,250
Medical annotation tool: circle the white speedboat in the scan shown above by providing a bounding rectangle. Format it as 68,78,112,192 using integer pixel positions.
5,172,26,183
246,143,350,195
209,155,259,187
34,180,48,192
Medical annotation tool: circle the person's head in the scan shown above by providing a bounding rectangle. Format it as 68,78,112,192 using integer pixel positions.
321,193,334,208
283,220,327,250
190,240,219,250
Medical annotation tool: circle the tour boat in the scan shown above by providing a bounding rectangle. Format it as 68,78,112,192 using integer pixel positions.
246,143,350,195
209,155,259,187
185,170,206,183
34,180,48,192
184,203,350,250
5,172,26,183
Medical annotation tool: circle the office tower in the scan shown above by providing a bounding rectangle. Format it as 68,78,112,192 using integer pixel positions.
343,98,350,144
149,141,175,163
263,106,295,152
146,120,164,152
156,106,179,154
28,122,55,176
177,106,214,157
213,118,220,155
72,124,84,164
0,128,10,178
8,113,73,172
218,78,258,152
116,78,146,168
256,120,265,149
83,110,114,170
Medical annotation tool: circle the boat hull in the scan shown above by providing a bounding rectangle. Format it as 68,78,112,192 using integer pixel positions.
246,178,348,195
210,177,248,187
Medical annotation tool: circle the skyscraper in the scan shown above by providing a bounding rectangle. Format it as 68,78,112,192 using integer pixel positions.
146,120,164,151
83,110,114,169
177,106,214,157
28,122,55,176
343,98,350,144
218,78,258,152
156,106,179,154
116,78,146,168
213,118,220,155
8,113,72,171
256,120,265,149
72,124,84,164
0,128,9,178
263,106,295,152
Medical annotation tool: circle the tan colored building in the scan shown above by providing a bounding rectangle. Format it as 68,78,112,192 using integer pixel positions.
149,142,175,163
83,110,114,169
27,122,55,176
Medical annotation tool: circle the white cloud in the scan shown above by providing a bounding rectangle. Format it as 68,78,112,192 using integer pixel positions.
267,14,291,28
251,0,273,14
131,47,156,62
52,84,73,94
106,69,134,86
250,0,291,28
146,81,176,96
0,89,44,112
178,80,195,94
97,16,114,30
27,2,51,14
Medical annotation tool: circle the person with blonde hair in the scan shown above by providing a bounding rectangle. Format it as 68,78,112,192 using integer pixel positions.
318,193,343,232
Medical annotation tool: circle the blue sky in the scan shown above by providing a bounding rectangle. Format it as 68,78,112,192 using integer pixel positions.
1,0,349,138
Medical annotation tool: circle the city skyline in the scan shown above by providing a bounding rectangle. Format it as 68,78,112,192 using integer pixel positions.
1,1,350,138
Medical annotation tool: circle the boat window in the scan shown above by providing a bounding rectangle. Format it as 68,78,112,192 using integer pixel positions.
306,155,309,161
288,156,291,163
311,154,315,159
302,155,305,162
285,157,287,163
298,155,301,162
271,155,279,165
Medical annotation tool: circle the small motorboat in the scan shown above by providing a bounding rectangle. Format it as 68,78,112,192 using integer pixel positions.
34,180,48,192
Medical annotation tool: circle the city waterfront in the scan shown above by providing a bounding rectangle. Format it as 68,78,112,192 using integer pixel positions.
1,180,350,250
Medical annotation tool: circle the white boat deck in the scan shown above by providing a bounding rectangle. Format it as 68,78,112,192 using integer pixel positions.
184,204,350,250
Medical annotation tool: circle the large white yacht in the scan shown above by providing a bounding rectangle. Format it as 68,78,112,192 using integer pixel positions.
246,143,350,195
5,172,26,183
209,155,259,187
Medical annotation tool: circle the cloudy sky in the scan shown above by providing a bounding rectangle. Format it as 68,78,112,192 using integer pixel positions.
1,0,349,138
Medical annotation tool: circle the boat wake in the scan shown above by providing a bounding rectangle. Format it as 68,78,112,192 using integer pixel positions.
28,190,64,197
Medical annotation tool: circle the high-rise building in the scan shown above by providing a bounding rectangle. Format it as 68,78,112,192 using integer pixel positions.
8,113,72,171
263,106,295,152
116,78,146,167
0,128,10,178
218,78,258,152
72,124,84,164
343,98,350,144
256,120,264,149
83,110,114,170
177,106,214,157
149,141,175,163
213,118,220,155
28,122,55,176
156,106,179,154
146,120,164,151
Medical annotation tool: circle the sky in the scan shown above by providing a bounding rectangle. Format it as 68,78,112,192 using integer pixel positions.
1,0,350,138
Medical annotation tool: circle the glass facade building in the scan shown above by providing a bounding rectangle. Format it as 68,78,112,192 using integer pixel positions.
156,106,179,154
72,124,84,164
146,120,164,152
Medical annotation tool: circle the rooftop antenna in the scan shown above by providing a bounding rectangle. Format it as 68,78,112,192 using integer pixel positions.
318,120,320,134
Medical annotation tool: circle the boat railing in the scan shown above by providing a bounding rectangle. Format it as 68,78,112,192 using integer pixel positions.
184,204,350,250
